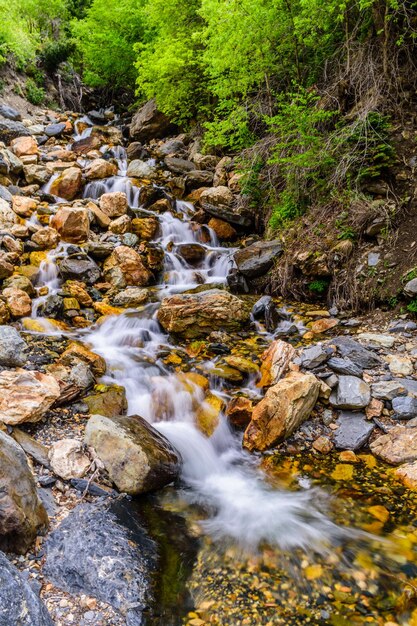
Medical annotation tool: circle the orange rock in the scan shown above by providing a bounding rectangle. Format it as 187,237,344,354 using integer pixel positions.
59,342,106,376
3,287,31,317
11,136,38,158
365,397,384,419
99,192,128,218
12,196,37,217
50,167,83,200
257,339,296,388
85,159,117,180
226,396,253,428
312,435,333,454
208,217,237,241
50,206,89,243
310,318,339,334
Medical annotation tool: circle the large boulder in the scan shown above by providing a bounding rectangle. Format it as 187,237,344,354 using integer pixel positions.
157,289,251,338
126,159,156,179
103,245,153,288
243,371,320,451
85,158,117,180
84,413,181,495
49,167,83,200
0,369,60,425
44,500,156,624
0,431,48,553
234,240,283,278
130,99,173,142
51,206,89,243
0,326,27,367
330,336,381,369
0,550,53,625
258,339,296,387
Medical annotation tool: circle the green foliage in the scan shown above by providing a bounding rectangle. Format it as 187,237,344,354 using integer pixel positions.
403,268,417,283
72,0,144,90
308,280,329,294
41,40,75,73
25,78,45,105
407,299,417,314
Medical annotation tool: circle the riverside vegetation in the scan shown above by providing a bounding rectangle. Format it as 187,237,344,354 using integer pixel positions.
1,1,417,626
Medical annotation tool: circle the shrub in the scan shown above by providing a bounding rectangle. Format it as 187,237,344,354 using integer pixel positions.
407,299,417,314
25,78,45,105
308,279,329,294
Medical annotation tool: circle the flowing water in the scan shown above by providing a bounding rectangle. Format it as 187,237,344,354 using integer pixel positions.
30,120,417,625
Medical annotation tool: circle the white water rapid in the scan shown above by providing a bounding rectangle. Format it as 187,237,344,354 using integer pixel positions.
36,131,356,553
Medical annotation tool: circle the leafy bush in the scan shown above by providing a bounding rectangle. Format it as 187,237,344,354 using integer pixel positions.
407,299,417,314
308,280,329,294
25,78,45,105
41,40,75,73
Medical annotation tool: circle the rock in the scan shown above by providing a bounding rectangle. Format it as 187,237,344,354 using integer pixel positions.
2,287,31,317
126,159,156,179
103,246,153,288
0,255,14,283
23,164,51,185
385,354,413,376
176,243,206,264
85,414,181,494
11,136,38,158
200,186,233,207
84,384,128,417
0,326,27,366
394,462,417,490
45,122,66,137
330,375,370,410
0,431,48,552
0,185,12,204
0,369,60,425
165,157,195,174
0,302,10,324
234,240,282,278
109,215,131,234
311,318,338,334
47,361,94,404
0,198,18,229
388,320,417,333
44,500,156,623
59,256,100,285
130,99,173,141
312,435,333,454
333,411,375,450
327,357,363,377
11,429,50,468
0,104,21,121
59,343,106,376
300,344,332,369
12,195,36,217
0,550,53,624
0,120,30,144
370,426,417,464
404,278,417,297
113,287,149,307
258,339,296,387
226,397,253,428
371,380,407,400
50,167,83,200
31,226,60,250
243,371,320,451
157,289,250,338
208,217,237,241
49,439,91,480
85,159,117,180
331,336,381,369
392,396,417,419
357,332,396,348
202,202,252,227
99,192,128,218
186,170,214,188
365,397,384,419
126,142,149,160
71,135,101,155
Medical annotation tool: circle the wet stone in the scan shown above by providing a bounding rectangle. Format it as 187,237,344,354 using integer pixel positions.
333,411,375,450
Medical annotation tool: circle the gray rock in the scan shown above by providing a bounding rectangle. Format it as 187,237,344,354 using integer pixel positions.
371,380,407,400
333,411,375,450
164,157,195,174
126,159,156,179
234,240,283,278
0,104,22,121
394,378,417,397
404,278,417,297
45,122,66,137
388,320,417,333
202,202,252,227
327,356,363,377
58,256,101,285
300,344,332,369
0,550,53,625
367,252,380,266
0,326,27,366
44,500,157,623
331,336,381,369
392,396,417,419
0,185,12,204
330,375,371,409
186,170,214,188
0,120,30,144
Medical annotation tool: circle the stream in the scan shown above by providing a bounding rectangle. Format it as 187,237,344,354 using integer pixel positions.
28,117,417,625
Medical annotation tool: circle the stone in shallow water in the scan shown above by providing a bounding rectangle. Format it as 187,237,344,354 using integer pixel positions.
0,550,53,625
44,500,157,624
333,411,375,451
330,375,371,410
370,426,417,464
